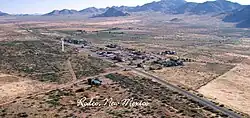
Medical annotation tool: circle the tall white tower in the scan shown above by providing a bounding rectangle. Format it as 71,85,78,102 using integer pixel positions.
61,38,65,52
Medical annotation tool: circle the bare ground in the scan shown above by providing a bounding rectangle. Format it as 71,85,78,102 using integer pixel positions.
198,59,250,115
0,73,58,104
151,62,234,90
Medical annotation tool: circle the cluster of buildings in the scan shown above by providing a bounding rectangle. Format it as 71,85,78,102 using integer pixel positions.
159,50,177,55
63,37,89,46
95,44,186,71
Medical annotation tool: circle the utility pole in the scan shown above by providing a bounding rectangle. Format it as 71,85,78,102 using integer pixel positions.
61,38,65,52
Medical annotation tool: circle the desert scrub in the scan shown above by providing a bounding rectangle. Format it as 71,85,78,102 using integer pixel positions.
0,40,73,83
71,55,113,78
38,73,60,82
46,89,73,106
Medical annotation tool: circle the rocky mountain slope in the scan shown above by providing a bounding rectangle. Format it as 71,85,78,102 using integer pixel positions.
93,7,129,17
43,9,80,16
223,5,250,28
175,0,241,14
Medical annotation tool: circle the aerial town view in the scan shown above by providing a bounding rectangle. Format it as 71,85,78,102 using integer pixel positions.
0,0,250,117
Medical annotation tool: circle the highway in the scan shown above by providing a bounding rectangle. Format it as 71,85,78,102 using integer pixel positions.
81,48,242,118
129,67,242,118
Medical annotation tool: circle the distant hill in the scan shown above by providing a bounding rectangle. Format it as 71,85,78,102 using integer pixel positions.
133,0,186,13
223,5,250,28
191,0,241,14
79,7,106,14
44,7,107,16
175,0,241,14
43,9,80,16
93,7,129,17
0,11,9,16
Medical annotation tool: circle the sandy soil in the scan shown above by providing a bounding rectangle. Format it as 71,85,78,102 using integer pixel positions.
152,62,233,90
0,74,22,85
198,62,250,115
0,74,57,104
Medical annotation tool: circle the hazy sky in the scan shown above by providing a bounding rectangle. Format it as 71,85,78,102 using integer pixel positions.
0,0,249,14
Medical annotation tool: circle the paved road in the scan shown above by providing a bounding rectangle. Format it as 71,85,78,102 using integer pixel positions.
130,67,242,118
81,48,242,118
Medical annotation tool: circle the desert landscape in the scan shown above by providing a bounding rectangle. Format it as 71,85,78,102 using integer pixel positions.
0,0,250,118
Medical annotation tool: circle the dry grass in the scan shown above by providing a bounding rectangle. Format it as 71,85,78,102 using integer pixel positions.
0,74,58,104
198,59,250,115
152,62,234,90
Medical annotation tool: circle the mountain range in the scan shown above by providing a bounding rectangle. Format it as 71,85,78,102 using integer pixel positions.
0,0,249,27
42,0,242,16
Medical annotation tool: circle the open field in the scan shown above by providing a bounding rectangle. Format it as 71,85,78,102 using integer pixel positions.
152,62,234,90
0,73,58,104
198,58,250,115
